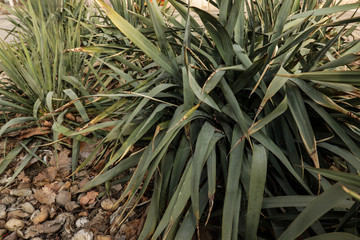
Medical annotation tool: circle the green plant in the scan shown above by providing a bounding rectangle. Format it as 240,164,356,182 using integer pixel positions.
1,0,360,239
0,0,119,182
71,0,360,239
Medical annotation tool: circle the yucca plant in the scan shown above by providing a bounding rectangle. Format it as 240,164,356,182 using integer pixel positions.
0,0,123,181
1,0,360,239
66,0,360,239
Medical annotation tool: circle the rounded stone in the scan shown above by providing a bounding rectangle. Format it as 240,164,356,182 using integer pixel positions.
65,201,80,212
9,189,32,197
0,204,6,219
0,196,16,205
31,209,49,225
20,202,35,214
42,220,63,234
75,217,89,228
5,219,24,231
56,191,71,207
7,210,29,219
71,229,94,240
100,198,115,211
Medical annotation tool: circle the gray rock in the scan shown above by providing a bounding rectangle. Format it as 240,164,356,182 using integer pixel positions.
20,202,35,214
71,229,94,240
65,201,80,212
3,230,17,240
23,224,44,239
0,204,6,219
0,196,16,205
7,210,29,219
42,220,63,234
9,189,32,197
75,217,89,228
56,191,71,207
5,219,24,231
55,212,75,224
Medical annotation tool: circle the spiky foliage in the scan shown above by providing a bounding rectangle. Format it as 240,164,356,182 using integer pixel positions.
1,0,360,239
74,0,360,239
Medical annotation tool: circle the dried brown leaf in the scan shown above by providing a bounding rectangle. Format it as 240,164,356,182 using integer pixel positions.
19,127,51,140
46,167,58,182
33,186,56,205
79,191,98,205
33,173,49,184
50,148,71,177
17,172,30,183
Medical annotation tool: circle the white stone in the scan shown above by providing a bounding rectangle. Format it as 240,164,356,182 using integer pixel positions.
72,229,94,240
75,217,89,228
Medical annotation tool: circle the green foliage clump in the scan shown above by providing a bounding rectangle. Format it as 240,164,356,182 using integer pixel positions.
1,0,360,239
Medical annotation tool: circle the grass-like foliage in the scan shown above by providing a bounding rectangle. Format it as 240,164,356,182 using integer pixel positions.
1,0,360,239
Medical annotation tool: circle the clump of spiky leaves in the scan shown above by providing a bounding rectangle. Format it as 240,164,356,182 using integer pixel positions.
0,0,128,183
73,0,360,239
1,0,360,239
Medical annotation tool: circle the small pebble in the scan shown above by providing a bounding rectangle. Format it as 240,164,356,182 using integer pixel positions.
5,219,24,231
23,224,44,239
56,191,71,207
9,189,32,197
0,196,16,205
65,201,80,212
59,181,71,192
31,209,49,224
7,210,29,219
42,220,63,233
0,204,6,219
72,229,94,240
100,199,116,211
96,236,112,240
78,211,88,217
70,185,79,193
55,212,75,224
75,217,89,228
20,202,35,214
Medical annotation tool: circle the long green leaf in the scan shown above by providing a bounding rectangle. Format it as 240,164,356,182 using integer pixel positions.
305,232,359,240
222,125,244,240
278,183,350,240
307,168,360,188
286,82,319,168
95,0,179,78
245,145,267,240
288,3,360,20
